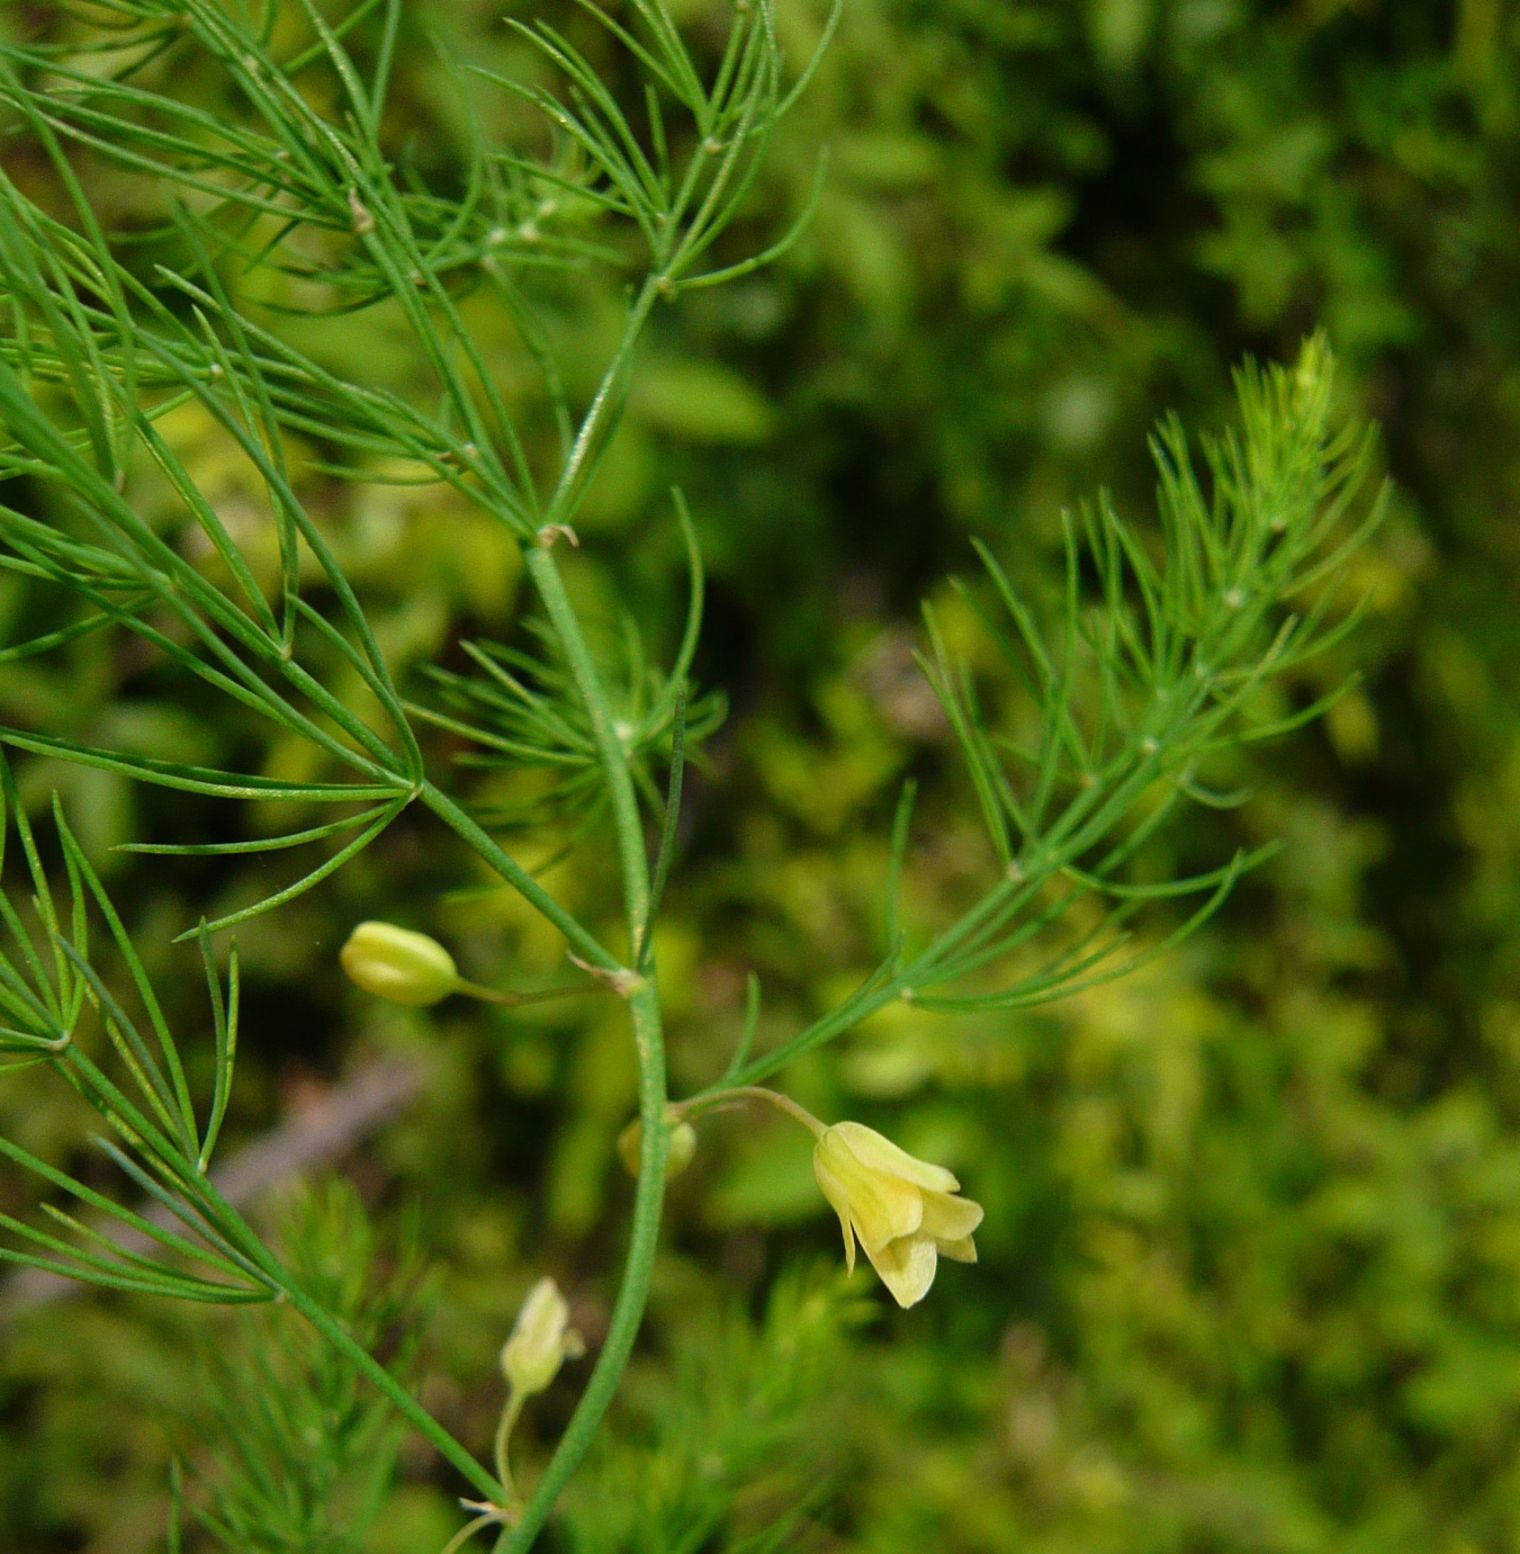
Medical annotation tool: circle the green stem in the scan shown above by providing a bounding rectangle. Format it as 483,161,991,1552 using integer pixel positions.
493,1392,525,1496
420,780,621,974
699,878,1025,1097
497,961,669,1554
675,1084,825,1138
537,276,663,536
488,547,670,1552
439,1513,500,1554
144,1162,507,1512
523,547,650,944
455,979,602,1009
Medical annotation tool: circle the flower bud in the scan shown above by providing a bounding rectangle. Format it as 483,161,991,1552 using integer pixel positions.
616,1114,697,1180
339,921,459,1007
500,1277,584,1398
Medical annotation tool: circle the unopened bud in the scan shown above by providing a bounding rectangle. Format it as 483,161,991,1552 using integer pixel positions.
339,921,458,1007
617,1113,697,1180
500,1277,584,1398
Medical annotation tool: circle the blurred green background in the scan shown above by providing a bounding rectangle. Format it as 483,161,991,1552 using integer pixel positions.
4,1,1520,1550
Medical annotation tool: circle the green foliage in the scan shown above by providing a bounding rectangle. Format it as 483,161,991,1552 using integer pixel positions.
565,1266,868,1554
184,1180,420,1554
0,755,270,1307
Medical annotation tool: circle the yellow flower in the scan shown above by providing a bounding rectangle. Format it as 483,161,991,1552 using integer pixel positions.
499,1277,585,1398
339,921,459,1007
812,1121,982,1308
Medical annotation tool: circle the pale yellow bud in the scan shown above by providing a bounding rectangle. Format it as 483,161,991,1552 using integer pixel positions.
339,921,458,1007
500,1277,584,1398
616,1114,698,1180
812,1121,982,1309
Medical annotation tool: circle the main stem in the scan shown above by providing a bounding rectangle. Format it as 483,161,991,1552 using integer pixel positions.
523,548,650,939
497,981,667,1552
491,545,671,1552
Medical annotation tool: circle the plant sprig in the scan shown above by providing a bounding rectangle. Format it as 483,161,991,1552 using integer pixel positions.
0,4,1387,1551
701,336,1384,1093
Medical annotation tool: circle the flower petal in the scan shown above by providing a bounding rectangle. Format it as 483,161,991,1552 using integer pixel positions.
812,1151,858,1275
862,1232,939,1308
936,1234,978,1265
920,1189,984,1242
830,1121,959,1193
815,1128,924,1251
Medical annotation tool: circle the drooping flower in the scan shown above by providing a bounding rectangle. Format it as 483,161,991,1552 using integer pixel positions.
500,1277,585,1399
339,921,459,1007
812,1121,982,1308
